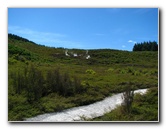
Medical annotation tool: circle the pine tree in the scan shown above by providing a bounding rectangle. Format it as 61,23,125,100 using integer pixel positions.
133,41,158,51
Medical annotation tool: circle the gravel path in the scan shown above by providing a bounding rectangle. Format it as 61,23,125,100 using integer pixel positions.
25,89,147,122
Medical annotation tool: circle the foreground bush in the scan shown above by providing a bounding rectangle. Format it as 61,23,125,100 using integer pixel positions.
92,87,158,121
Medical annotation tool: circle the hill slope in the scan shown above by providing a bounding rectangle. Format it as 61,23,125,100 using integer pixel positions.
8,34,158,121
8,33,158,66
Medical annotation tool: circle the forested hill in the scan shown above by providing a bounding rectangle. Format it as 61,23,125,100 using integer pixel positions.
8,33,158,67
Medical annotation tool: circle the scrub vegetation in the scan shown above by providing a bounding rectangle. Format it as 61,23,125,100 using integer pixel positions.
8,34,158,121
92,87,158,121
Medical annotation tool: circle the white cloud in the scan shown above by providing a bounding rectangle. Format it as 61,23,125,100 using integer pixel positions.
122,45,126,48
128,40,133,43
128,40,137,44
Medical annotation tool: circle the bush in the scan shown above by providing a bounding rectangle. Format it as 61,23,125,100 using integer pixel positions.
107,68,114,72
121,85,134,114
120,69,127,74
86,69,96,75
133,71,141,76
126,67,134,73
8,57,17,65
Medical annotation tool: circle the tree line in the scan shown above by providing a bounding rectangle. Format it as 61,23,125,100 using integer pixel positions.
133,41,158,51
8,33,35,44
9,64,87,103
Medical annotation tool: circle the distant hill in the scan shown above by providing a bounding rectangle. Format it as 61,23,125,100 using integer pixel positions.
8,33,158,67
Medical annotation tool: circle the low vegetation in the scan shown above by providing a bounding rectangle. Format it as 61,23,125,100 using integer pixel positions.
92,87,158,121
8,34,158,121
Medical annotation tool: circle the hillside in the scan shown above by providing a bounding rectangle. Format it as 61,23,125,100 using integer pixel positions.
8,34,158,67
8,34,158,121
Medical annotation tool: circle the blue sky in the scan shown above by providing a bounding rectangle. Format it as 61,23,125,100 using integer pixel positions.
8,8,158,51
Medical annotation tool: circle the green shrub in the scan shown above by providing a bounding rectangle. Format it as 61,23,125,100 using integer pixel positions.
126,67,134,73
8,57,17,65
86,69,96,75
133,71,141,76
120,69,127,74
107,68,114,72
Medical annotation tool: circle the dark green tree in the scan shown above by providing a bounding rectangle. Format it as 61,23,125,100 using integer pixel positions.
133,41,158,51
26,64,44,102
13,70,24,94
46,69,58,94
